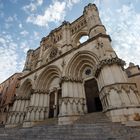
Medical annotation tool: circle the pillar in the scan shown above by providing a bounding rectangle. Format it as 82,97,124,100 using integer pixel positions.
59,76,86,125
23,89,49,127
54,89,58,117
96,57,140,122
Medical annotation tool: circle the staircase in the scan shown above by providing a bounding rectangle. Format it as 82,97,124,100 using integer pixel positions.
75,112,111,123
0,112,140,140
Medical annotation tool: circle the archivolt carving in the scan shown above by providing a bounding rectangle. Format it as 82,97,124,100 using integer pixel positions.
18,78,33,98
61,76,83,83
65,51,99,79
33,89,49,94
36,65,61,90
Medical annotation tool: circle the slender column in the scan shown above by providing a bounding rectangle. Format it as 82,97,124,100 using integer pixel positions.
106,93,111,108
35,109,40,121
54,89,58,117
20,114,24,123
26,111,30,121
13,100,17,111
44,94,48,107
40,109,44,120
7,115,11,124
11,114,16,124
39,94,43,106
36,93,39,106
32,94,35,106
20,100,24,111
15,100,19,111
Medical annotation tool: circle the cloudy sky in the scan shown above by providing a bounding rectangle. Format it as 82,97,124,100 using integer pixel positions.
0,0,140,83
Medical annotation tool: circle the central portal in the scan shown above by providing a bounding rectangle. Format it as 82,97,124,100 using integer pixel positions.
49,89,62,118
84,78,102,113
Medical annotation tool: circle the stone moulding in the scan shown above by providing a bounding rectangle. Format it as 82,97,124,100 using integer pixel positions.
15,96,30,100
99,83,138,99
61,76,83,83
32,89,49,94
26,106,48,112
59,97,86,105
99,83,140,115
95,57,126,77
59,97,86,117
8,111,26,116
32,87,60,94
103,105,140,113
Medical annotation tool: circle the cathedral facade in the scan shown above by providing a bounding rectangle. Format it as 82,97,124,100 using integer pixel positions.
5,3,140,128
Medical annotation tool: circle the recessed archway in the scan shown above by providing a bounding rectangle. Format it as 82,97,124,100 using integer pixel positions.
19,79,33,97
65,51,102,114
65,51,99,79
84,78,102,113
36,65,61,90
36,65,62,118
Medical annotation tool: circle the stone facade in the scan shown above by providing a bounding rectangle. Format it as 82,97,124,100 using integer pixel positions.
0,73,21,124
4,3,140,128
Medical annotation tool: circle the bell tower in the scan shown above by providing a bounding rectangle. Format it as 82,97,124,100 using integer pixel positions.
83,3,106,38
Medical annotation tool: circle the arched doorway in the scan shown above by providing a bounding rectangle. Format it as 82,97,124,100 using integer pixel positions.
84,78,102,113
49,92,55,118
36,65,62,119
57,89,62,116
48,89,62,118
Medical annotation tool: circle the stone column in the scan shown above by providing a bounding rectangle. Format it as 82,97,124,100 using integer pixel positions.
54,88,58,117
96,57,140,122
58,76,86,125
23,89,49,127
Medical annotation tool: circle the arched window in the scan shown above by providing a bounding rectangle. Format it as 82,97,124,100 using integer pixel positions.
79,35,89,44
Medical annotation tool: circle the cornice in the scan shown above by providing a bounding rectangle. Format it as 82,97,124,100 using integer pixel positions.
95,57,125,77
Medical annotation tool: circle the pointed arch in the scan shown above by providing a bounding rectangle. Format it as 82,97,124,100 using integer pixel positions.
72,30,89,46
36,65,61,90
19,79,33,97
65,51,99,78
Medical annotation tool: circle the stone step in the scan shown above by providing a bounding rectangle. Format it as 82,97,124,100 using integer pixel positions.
32,117,58,127
75,112,111,123
0,112,140,140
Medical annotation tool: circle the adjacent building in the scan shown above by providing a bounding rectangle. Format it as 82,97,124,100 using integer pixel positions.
0,73,21,124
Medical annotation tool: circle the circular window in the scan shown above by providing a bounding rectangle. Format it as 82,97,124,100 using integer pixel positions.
82,67,93,79
85,69,91,75
49,47,58,58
